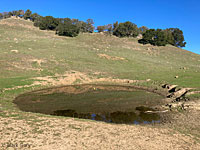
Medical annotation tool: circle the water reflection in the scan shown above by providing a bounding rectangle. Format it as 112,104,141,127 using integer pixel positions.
51,108,160,124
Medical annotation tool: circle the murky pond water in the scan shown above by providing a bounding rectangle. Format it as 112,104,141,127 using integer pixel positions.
14,84,165,124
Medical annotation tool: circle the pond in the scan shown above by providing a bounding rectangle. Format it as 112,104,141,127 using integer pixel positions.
14,84,165,124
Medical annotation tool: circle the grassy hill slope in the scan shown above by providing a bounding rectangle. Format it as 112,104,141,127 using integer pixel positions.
0,18,200,149
0,18,199,90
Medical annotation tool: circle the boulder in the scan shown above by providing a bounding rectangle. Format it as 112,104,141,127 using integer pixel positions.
171,88,192,99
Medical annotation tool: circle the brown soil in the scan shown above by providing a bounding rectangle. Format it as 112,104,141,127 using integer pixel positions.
31,84,139,95
98,53,126,61
0,111,200,150
2,71,143,92
33,71,142,87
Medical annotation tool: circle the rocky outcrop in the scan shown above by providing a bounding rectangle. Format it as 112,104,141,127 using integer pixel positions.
168,88,192,99
162,84,178,93
162,84,192,100
162,84,194,110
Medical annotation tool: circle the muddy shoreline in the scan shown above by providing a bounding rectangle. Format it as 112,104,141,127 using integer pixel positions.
13,83,199,126
14,84,167,125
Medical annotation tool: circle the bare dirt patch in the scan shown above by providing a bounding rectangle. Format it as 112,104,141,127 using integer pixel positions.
186,100,200,110
6,57,45,73
98,53,126,61
32,84,140,95
3,82,41,92
162,107,200,144
33,70,141,87
2,70,146,93
0,115,199,150
8,61,42,71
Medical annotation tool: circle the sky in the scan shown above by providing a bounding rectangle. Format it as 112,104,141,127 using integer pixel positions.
1,0,200,54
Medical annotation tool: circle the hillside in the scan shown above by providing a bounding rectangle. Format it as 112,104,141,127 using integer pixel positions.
0,18,200,149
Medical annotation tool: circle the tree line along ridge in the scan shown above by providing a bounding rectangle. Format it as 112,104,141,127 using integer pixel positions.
0,9,186,47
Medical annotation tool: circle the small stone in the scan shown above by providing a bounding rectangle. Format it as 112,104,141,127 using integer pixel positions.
175,76,179,79
10,50,19,53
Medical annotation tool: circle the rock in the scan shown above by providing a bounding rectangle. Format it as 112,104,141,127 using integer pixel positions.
137,34,143,39
175,76,179,78
146,79,151,82
162,84,177,91
10,50,19,53
166,102,188,110
171,88,191,99
162,84,168,88
168,85,178,93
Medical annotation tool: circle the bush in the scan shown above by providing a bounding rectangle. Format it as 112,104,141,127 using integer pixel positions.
170,28,186,47
97,26,106,32
37,16,59,30
139,29,167,46
113,21,139,37
56,22,80,37
139,26,148,34
24,9,32,20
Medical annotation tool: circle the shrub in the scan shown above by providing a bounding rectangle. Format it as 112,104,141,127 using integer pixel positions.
139,29,167,46
37,16,59,30
56,22,80,37
113,21,139,37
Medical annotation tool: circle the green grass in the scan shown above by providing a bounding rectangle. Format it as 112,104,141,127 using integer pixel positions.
0,18,199,118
